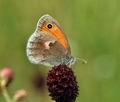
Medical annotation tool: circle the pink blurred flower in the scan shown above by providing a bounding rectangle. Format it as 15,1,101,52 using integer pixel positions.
0,67,13,78
0,67,13,87
14,89,27,101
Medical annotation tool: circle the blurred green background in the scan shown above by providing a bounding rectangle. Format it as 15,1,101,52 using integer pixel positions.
0,0,120,102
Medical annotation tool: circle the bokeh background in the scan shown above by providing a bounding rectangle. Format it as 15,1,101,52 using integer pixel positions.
0,0,120,102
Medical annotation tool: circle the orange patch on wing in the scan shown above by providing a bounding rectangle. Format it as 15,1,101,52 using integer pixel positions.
41,26,69,49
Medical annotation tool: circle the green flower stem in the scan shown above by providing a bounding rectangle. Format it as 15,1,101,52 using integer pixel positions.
1,86,12,102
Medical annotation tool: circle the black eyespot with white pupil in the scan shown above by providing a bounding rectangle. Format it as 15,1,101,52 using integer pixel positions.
47,24,52,29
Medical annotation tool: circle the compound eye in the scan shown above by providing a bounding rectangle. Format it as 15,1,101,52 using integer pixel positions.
47,23,53,29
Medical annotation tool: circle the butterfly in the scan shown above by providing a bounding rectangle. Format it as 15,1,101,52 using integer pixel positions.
26,14,76,66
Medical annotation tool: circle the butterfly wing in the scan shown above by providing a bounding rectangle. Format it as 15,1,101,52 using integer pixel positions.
27,31,68,66
27,14,74,66
36,14,71,53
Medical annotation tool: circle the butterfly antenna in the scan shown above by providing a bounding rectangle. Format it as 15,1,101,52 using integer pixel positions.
76,57,87,64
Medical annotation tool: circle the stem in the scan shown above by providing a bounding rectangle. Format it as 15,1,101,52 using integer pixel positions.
1,86,12,102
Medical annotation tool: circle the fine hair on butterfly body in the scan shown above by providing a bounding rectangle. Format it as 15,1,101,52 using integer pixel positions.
26,14,76,66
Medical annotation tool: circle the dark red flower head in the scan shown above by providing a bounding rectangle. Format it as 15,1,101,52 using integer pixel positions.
47,65,79,102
